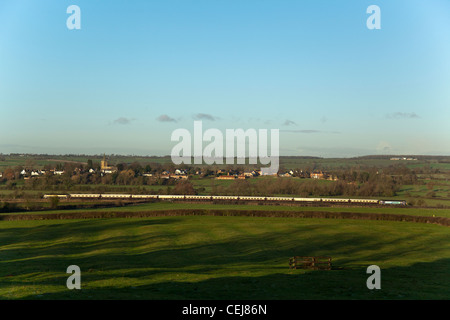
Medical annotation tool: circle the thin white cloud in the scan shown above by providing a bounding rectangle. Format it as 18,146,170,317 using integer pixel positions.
157,114,177,123
385,112,420,119
113,117,135,125
282,129,340,134
193,113,217,121
283,120,297,126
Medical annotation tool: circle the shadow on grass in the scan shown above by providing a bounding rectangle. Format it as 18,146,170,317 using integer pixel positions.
2,258,450,300
0,217,449,299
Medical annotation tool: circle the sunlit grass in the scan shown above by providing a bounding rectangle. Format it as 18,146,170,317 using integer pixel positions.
3,201,450,218
1,216,449,299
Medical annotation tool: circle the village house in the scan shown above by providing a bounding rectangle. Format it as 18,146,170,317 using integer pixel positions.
159,173,188,180
279,170,295,177
310,171,328,179
172,175,188,180
175,169,188,175
278,172,292,178
216,175,236,180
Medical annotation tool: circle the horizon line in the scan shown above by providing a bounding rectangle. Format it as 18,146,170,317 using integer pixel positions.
1,153,448,159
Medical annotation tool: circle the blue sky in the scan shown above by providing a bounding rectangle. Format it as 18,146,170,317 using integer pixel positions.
0,0,449,157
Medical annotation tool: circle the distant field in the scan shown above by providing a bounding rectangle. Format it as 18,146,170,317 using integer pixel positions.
0,216,448,299
0,155,174,170
2,155,450,170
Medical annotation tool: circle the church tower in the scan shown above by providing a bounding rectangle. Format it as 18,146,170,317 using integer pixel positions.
101,154,107,170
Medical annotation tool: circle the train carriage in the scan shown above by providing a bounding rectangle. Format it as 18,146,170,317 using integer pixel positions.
211,196,239,200
159,195,185,200
69,193,102,199
43,194,68,199
321,198,351,203
238,196,266,201
184,195,212,200
293,197,322,202
266,196,294,201
100,194,131,199
131,194,159,199
350,199,379,204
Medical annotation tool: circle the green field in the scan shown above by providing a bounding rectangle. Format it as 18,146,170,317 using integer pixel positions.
3,201,450,218
1,215,449,299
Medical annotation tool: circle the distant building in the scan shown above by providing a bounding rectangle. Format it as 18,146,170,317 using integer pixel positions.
101,154,117,173
216,175,236,180
260,171,277,176
159,174,188,180
390,157,417,161
278,172,292,177
172,175,188,180
310,171,328,179
243,170,260,177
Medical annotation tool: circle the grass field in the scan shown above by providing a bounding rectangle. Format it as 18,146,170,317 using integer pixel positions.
3,201,450,218
0,215,449,300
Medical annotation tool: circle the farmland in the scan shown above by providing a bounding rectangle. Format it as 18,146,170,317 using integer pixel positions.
0,154,449,300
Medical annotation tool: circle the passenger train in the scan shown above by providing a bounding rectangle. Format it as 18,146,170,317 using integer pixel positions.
43,194,407,205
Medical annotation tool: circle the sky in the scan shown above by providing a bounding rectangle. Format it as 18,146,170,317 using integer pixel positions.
0,0,449,157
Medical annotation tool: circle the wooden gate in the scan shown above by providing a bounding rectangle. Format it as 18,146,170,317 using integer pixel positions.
289,256,332,270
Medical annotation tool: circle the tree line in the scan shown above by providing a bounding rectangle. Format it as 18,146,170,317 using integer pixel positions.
0,161,420,199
